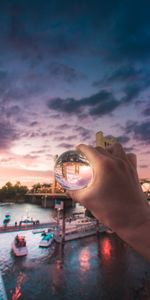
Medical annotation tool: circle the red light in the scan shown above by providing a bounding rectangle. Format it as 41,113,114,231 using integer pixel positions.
11,273,26,300
101,238,112,260
12,287,21,300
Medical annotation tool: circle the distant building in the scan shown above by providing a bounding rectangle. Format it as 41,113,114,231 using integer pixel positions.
96,131,116,148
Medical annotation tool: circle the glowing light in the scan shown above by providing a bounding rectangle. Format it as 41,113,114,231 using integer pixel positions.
11,272,26,300
79,248,90,272
101,238,112,260
142,182,150,192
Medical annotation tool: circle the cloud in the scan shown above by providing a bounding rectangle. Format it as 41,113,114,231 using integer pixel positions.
53,135,77,142
48,62,86,83
125,120,150,144
56,124,71,130
89,97,118,116
116,135,130,144
3,105,21,118
142,106,150,116
30,121,39,127
139,164,148,168
47,90,121,117
106,66,141,83
75,126,92,140
93,66,142,88
57,143,73,150
47,97,81,114
121,84,142,104
0,120,19,149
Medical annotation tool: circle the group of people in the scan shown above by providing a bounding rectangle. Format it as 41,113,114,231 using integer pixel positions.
15,235,26,247
14,220,40,226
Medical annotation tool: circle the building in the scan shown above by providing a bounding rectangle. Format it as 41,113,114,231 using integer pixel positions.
96,131,116,148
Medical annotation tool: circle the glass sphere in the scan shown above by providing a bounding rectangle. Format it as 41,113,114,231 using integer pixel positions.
54,150,93,190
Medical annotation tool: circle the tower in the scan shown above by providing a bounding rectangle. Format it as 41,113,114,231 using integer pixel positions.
96,131,116,148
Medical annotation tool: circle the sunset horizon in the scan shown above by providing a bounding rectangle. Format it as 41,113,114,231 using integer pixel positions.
0,128,149,189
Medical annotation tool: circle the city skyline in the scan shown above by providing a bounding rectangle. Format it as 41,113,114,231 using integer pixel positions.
0,0,150,187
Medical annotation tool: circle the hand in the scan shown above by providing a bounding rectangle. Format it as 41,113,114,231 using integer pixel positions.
67,143,150,234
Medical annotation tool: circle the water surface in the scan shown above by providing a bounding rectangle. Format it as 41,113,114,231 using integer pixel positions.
0,203,150,300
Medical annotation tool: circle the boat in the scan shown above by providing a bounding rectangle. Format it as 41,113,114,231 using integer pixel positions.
39,232,54,247
12,235,28,257
61,216,97,229
20,216,39,225
32,229,46,234
20,216,34,224
65,225,97,241
54,222,98,243
55,220,114,243
3,213,11,225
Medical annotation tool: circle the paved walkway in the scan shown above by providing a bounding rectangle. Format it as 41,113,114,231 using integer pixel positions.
0,222,57,234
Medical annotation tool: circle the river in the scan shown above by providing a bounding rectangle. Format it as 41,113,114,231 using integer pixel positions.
0,203,150,300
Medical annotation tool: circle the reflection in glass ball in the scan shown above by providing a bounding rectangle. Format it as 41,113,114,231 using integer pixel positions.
54,150,93,190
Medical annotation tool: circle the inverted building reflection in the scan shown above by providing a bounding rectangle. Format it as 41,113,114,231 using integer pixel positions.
79,247,90,272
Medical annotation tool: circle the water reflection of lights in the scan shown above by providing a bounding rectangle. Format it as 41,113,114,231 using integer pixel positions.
11,272,26,300
79,248,90,272
101,238,112,260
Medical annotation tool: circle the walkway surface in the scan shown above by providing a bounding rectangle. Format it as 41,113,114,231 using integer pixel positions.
0,222,57,234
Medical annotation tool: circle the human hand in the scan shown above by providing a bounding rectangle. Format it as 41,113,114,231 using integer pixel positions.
67,143,150,234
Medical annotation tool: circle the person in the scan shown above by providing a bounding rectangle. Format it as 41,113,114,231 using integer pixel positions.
67,143,150,262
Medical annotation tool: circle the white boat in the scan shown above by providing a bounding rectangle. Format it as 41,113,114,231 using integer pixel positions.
32,229,46,234
61,217,97,229
39,232,54,247
20,216,40,225
20,216,34,224
55,223,97,243
12,235,28,257
55,221,114,243
65,225,97,241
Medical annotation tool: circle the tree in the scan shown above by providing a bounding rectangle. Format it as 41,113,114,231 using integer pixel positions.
0,182,29,201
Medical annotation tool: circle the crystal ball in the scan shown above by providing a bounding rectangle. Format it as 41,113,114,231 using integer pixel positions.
54,150,93,190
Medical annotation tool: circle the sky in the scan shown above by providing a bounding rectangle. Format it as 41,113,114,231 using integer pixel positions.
0,0,150,187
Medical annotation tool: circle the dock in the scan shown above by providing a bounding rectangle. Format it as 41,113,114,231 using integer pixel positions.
0,222,57,234
0,272,7,300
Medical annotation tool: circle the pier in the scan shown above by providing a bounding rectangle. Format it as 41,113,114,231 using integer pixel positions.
0,221,57,234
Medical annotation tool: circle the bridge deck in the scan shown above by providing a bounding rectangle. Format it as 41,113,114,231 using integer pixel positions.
26,192,67,196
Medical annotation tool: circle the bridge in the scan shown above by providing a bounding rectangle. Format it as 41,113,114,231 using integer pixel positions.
25,192,74,208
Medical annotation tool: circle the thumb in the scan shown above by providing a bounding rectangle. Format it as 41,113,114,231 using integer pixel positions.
126,153,137,169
